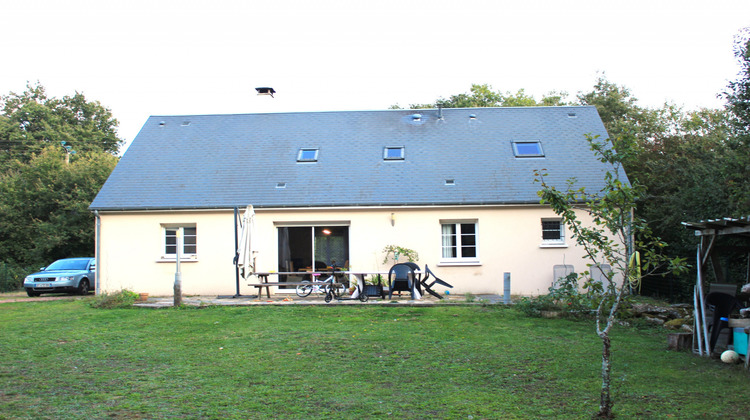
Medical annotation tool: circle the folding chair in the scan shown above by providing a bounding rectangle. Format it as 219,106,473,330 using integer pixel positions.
420,265,454,299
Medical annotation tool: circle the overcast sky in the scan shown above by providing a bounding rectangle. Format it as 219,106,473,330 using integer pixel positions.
1,0,748,152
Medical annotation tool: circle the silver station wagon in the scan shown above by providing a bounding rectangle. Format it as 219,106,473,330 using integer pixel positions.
23,258,95,297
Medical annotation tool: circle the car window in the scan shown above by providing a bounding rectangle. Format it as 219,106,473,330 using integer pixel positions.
46,259,89,271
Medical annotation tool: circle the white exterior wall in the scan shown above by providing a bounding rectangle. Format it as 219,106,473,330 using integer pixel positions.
96,205,609,297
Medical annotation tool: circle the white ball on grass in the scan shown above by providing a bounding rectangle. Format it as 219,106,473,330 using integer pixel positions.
721,350,740,364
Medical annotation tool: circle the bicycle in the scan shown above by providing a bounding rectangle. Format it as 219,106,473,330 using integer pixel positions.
295,266,368,302
295,266,346,299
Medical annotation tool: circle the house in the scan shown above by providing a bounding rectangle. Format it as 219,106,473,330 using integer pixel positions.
89,106,623,297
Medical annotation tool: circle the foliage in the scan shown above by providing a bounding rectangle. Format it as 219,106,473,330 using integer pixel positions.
722,27,750,212
365,274,385,285
516,272,606,317
0,82,122,166
89,289,140,309
0,147,118,268
0,261,31,292
2,301,750,418
577,75,642,136
577,74,747,300
535,134,687,418
724,27,750,143
402,83,571,109
626,107,737,297
0,83,121,279
381,244,419,264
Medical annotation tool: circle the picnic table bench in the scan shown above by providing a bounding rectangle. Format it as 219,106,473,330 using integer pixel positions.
247,267,451,301
248,272,344,299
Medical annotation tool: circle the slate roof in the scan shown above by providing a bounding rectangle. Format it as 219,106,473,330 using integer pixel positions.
89,106,622,211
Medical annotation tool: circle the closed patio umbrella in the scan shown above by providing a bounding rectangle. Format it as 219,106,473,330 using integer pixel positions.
237,205,257,280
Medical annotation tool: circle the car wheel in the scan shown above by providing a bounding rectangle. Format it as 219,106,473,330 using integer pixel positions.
77,279,90,295
26,289,40,297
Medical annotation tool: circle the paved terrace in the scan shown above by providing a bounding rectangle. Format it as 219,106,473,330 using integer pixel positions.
0,292,505,306
134,293,506,308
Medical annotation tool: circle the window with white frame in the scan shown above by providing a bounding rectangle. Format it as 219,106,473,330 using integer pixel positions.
541,219,565,245
512,141,544,157
163,225,197,258
383,146,405,160
297,148,319,162
440,221,478,262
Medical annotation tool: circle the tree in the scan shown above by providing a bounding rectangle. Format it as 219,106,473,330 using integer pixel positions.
0,83,122,275
0,82,122,167
404,84,570,109
578,76,740,299
433,83,504,108
722,27,750,213
629,108,733,239
725,27,750,143
535,135,686,418
578,76,641,132
0,147,118,267
498,88,543,107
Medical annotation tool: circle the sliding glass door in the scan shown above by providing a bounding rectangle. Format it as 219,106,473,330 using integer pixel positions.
277,225,349,288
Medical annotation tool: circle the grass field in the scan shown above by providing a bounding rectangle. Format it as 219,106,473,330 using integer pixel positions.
1,297,749,419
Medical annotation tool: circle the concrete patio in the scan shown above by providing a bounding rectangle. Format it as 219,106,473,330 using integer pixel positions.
134,293,506,308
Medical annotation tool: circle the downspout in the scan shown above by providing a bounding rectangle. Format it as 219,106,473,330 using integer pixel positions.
94,210,101,295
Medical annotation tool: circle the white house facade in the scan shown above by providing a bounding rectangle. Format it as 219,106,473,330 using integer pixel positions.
90,106,624,297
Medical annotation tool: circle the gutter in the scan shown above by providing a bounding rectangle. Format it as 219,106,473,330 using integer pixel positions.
87,199,565,213
94,210,101,295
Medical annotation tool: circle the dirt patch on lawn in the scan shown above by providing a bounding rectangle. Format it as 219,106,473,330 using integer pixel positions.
0,292,89,304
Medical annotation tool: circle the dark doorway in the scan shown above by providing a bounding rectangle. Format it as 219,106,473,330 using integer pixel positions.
277,225,349,288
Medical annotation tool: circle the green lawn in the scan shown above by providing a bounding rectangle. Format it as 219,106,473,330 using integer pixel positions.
1,298,748,419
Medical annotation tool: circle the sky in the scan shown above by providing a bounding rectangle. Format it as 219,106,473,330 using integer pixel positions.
1,0,749,152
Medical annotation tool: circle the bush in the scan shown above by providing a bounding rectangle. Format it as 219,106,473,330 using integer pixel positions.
0,262,31,292
515,293,558,316
516,273,605,317
89,290,139,309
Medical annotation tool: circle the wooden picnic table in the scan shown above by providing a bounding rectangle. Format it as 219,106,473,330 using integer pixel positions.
248,270,422,300
248,271,345,299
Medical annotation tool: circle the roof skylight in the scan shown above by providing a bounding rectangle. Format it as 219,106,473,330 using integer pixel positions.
512,141,544,158
383,146,405,160
297,148,319,162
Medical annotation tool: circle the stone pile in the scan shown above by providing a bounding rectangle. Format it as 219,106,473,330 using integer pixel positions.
627,302,694,331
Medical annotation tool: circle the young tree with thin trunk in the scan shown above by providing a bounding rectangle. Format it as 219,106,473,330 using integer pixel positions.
535,135,686,419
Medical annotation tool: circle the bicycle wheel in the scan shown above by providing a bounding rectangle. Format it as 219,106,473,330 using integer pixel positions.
296,281,313,298
324,283,341,300
330,283,342,299
358,288,369,302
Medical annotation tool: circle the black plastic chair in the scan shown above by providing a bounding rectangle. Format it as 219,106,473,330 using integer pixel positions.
404,262,422,292
419,265,454,299
705,292,742,354
388,263,418,299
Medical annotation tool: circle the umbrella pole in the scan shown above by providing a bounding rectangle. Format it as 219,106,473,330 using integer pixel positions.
234,207,241,298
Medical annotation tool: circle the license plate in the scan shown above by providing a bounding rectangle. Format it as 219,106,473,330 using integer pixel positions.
36,283,52,288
